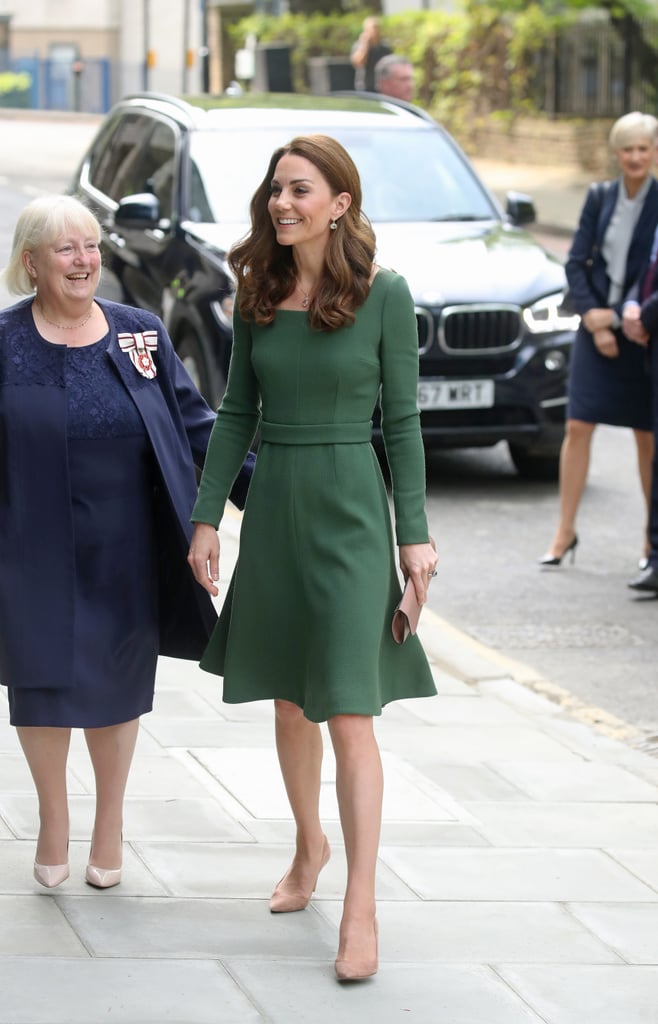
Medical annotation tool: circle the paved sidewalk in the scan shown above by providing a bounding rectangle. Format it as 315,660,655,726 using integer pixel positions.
2,509,657,1024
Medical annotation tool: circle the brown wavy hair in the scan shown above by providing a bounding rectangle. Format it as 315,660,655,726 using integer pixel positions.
228,134,376,332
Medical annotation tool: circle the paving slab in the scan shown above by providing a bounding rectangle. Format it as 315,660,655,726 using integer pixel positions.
139,717,275,748
488,760,658,802
371,721,582,763
498,965,658,1024
317,899,621,964
377,846,658,902
0,896,88,956
0,840,165,896
605,848,658,892
400,693,533,727
57,895,336,959
466,800,658,848
411,763,529,803
567,903,658,964
63,752,216,802
194,747,465,823
226,962,545,1024
2,956,262,1024
1,793,249,843
131,841,416,901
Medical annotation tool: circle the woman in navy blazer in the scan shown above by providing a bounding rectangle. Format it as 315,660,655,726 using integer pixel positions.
0,195,252,889
540,112,658,568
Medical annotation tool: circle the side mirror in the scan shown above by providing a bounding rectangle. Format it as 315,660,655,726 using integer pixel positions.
114,192,160,227
506,191,536,227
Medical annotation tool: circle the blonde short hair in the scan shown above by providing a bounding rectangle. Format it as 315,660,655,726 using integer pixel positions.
2,194,101,295
609,111,658,151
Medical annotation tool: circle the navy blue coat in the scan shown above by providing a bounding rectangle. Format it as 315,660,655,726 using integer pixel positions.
565,179,658,317
0,297,253,690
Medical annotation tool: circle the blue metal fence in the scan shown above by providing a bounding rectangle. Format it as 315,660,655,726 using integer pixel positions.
12,56,111,113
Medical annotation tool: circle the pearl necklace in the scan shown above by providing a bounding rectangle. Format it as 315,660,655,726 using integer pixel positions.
37,301,94,330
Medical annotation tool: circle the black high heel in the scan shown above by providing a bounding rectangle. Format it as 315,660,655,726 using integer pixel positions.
538,534,578,567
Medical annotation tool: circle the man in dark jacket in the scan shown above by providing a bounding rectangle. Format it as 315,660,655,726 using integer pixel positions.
623,231,658,594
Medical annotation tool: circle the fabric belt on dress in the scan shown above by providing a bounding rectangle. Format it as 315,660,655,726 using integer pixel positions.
260,420,373,444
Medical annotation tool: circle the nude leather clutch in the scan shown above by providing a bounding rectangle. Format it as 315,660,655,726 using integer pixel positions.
391,538,436,644
391,579,421,644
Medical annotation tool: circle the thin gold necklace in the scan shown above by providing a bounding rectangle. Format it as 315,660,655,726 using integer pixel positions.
36,300,94,330
297,281,312,308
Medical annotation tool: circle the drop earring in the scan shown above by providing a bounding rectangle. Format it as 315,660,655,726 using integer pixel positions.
330,219,338,231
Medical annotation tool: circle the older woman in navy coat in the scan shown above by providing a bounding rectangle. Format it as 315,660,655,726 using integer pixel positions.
0,195,252,889
540,112,658,568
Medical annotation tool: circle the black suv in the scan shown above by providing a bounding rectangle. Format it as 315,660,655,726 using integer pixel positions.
71,92,577,478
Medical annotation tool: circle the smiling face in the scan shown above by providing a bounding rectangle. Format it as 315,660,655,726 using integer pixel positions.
267,153,351,251
24,228,101,309
614,136,657,192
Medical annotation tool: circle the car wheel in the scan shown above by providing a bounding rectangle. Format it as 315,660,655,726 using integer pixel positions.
508,442,560,481
177,331,225,407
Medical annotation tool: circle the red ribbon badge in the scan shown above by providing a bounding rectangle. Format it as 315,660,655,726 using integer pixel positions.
118,330,158,379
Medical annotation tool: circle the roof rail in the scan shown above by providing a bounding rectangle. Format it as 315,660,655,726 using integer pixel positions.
331,90,436,125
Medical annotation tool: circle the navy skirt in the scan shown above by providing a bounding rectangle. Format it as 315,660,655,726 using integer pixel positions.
568,324,653,430
9,434,159,728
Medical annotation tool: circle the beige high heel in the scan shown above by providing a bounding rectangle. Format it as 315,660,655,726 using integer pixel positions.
269,835,331,913
85,864,121,889
335,918,379,982
34,837,69,889
34,861,70,889
85,832,122,889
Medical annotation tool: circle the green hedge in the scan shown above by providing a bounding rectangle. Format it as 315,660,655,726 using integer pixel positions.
0,71,32,108
227,6,571,138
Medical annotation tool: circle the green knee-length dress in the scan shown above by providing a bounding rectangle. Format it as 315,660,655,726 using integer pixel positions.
191,268,437,721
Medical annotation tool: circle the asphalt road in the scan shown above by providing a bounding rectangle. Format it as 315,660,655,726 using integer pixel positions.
0,113,655,747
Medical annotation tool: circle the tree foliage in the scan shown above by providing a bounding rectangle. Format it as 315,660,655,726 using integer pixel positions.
228,2,658,137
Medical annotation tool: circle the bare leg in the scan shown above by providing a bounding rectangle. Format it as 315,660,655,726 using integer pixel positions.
545,418,596,558
270,699,328,910
327,713,382,978
634,428,655,558
16,727,71,865
84,718,139,868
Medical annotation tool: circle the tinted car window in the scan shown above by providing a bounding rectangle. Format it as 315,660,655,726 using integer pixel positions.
88,113,155,201
188,158,214,223
140,120,177,222
87,114,177,223
188,126,497,225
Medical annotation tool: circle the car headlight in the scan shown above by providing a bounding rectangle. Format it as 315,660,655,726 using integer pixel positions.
523,292,580,334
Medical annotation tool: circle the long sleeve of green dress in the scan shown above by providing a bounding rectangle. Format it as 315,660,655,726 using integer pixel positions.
191,312,260,529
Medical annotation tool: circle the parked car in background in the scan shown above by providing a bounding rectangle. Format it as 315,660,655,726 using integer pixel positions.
70,91,578,478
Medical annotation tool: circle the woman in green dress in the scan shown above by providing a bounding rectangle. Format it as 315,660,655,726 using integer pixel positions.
188,134,438,981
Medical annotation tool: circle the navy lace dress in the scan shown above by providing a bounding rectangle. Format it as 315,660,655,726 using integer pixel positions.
8,333,159,727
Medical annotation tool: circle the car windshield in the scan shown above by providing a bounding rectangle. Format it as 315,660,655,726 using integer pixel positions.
188,125,498,225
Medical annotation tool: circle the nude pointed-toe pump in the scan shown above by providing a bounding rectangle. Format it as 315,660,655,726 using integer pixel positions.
34,861,70,889
85,864,122,889
269,836,331,913
85,832,122,889
335,918,379,982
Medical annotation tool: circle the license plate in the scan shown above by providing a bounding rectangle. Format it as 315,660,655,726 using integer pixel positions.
417,379,494,410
